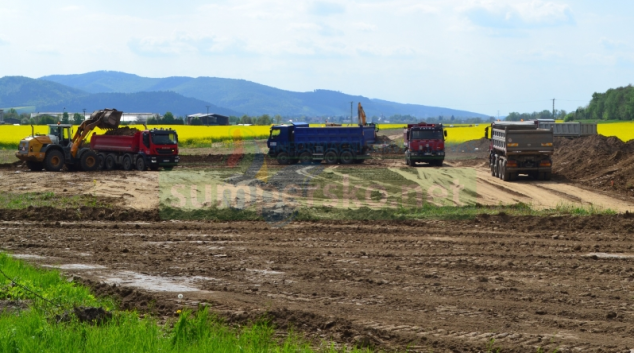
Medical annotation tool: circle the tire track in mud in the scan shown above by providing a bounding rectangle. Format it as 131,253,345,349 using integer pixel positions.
3,216,634,352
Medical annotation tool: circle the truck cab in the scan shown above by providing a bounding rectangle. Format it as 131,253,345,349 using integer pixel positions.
404,123,447,166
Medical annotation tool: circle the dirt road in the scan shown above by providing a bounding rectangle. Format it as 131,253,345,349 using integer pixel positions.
3,216,634,352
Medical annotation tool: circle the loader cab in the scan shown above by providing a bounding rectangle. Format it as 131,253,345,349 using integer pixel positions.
47,124,72,146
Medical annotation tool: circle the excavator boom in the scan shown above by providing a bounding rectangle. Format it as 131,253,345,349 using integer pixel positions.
70,109,122,158
357,103,367,126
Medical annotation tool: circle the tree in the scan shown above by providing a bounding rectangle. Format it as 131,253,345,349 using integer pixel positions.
38,115,56,125
62,112,69,124
256,114,272,125
229,116,240,125
274,115,282,124
72,113,84,125
162,112,175,124
239,115,253,125
190,117,202,125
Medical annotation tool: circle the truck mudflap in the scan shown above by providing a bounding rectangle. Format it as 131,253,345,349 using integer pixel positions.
149,155,180,166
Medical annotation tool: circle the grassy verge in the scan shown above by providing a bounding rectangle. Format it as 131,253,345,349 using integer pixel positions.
0,192,111,209
160,202,616,222
0,253,363,353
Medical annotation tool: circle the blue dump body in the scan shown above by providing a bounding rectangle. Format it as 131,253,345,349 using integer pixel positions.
267,123,376,165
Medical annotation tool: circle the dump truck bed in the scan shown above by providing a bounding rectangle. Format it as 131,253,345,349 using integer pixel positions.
492,125,554,155
537,122,597,137
90,133,141,153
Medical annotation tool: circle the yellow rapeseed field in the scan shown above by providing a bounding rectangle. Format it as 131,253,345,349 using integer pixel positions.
1,122,633,150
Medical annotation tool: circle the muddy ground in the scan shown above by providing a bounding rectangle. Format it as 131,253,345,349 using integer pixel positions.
3,215,634,352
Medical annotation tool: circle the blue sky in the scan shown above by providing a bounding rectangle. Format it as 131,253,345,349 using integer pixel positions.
0,0,633,116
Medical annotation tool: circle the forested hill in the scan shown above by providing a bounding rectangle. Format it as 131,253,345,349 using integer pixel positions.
41,71,489,118
572,85,634,121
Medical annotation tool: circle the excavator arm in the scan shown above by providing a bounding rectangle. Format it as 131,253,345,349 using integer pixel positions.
70,109,122,158
357,103,367,126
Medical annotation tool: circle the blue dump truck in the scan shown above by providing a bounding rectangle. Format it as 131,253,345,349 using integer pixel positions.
267,123,376,165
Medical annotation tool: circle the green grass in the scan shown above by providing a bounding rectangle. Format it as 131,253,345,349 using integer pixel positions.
0,192,110,209
0,252,367,353
160,202,616,222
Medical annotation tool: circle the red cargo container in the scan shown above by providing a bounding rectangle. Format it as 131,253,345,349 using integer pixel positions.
90,128,179,171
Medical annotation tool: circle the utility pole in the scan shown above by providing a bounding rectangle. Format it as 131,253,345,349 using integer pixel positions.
206,105,210,126
350,101,353,126
552,98,555,119
83,108,86,121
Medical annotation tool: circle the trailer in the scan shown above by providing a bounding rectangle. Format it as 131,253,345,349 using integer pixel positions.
267,123,373,164
485,121,554,181
536,120,597,137
90,128,179,171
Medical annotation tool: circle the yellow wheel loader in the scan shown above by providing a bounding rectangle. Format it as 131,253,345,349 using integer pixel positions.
15,109,122,172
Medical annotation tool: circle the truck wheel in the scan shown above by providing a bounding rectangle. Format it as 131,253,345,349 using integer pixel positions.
298,152,312,165
324,150,338,164
543,172,552,181
435,160,444,167
44,150,65,172
122,155,132,171
105,154,116,171
501,162,511,181
340,150,354,164
276,152,290,165
354,158,365,164
97,153,106,170
26,161,44,171
80,151,99,172
136,157,147,171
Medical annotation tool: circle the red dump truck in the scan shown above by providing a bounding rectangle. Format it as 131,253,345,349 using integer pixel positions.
404,123,447,166
90,128,179,171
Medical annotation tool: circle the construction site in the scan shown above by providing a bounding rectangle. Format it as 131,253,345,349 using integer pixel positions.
2,114,634,352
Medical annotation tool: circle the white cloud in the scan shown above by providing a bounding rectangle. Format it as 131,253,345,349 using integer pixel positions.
308,1,345,16
462,0,575,28
600,38,627,51
128,33,242,57
351,22,376,32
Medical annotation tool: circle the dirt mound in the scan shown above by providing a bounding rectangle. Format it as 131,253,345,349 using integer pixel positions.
0,206,160,222
104,127,140,136
553,135,634,195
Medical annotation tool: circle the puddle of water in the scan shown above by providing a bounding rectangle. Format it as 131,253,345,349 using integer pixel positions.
248,269,284,275
103,271,202,292
43,264,106,270
585,252,634,259
10,254,47,260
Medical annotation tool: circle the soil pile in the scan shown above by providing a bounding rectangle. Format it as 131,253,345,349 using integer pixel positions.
553,135,634,195
104,127,140,136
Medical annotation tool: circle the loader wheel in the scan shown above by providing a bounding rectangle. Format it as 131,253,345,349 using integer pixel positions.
80,151,99,172
340,150,354,164
324,150,338,165
136,157,147,171
298,151,312,165
44,150,65,172
104,154,116,171
26,161,44,171
543,172,552,181
122,155,132,171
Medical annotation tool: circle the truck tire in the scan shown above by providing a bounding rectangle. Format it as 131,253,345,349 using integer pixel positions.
97,153,106,170
298,151,312,165
543,172,551,181
104,154,116,171
136,157,147,171
354,158,365,164
501,162,512,181
26,161,44,171
80,150,99,172
340,150,354,164
122,155,132,171
324,150,338,165
44,150,65,172
276,152,290,165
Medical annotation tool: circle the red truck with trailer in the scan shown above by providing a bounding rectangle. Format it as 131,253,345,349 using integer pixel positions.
403,123,447,166
90,128,179,171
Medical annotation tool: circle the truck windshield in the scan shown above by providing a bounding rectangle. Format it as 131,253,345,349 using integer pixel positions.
270,129,281,139
151,132,177,145
411,130,443,140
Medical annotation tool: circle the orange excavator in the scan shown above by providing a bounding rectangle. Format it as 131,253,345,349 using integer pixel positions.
16,109,122,171
358,103,367,125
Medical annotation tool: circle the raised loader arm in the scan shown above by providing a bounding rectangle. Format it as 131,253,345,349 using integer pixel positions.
70,109,123,158
358,103,367,126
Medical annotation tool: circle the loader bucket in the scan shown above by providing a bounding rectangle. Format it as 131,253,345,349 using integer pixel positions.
98,109,123,129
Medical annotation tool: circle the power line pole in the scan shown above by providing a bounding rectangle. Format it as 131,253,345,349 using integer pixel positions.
350,101,353,125
552,98,555,119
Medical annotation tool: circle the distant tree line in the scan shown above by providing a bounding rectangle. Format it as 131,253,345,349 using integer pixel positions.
505,110,566,122
145,112,284,126
564,85,634,121
376,114,493,124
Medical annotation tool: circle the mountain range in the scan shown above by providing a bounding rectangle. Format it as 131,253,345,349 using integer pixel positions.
1,71,489,119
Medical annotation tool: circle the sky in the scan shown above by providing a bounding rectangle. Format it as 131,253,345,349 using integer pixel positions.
1,0,633,116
